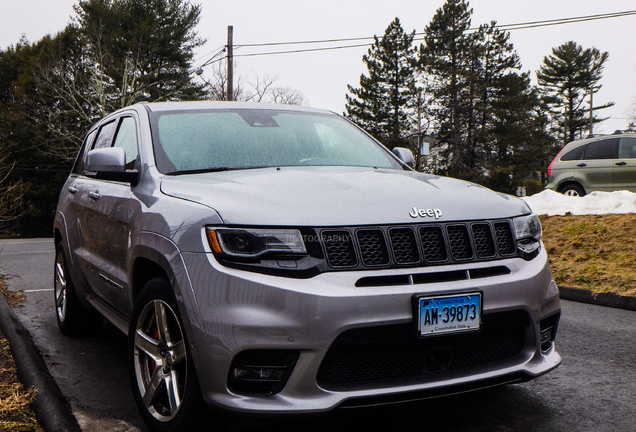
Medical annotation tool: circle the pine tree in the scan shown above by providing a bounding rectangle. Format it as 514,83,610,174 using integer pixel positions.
345,18,418,150
536,41,613,144
475,23,553,192
0,0,208,235
419,1,552,192
419,0,475,177
75,0,207,110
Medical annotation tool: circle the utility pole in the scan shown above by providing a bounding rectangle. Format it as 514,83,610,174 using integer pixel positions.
227,25,233,101
588,88,594,136
416,91,422,172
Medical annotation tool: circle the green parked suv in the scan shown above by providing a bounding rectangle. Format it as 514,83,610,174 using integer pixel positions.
546,132,636,196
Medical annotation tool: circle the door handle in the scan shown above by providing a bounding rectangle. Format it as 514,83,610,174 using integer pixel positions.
615,161,627,166
88,191,101,200
68,186,78,194
576,163,587,167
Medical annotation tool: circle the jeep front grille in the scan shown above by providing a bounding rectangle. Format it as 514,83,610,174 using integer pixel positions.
319,220,517,270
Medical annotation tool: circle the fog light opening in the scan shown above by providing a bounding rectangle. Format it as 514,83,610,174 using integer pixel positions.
232,366,286,381
539,312,560,354
540,326,554,353
228,350,299,395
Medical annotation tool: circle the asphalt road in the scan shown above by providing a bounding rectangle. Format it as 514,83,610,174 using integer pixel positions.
1,238,635,432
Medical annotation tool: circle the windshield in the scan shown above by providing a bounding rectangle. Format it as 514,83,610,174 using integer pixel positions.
149,109,401,173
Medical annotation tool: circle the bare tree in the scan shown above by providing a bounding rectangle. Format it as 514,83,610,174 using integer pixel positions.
200,64,307,105
0,158,25,228
199,60,248,101
244,75,278,102
268,85,308,106
22,0,207,162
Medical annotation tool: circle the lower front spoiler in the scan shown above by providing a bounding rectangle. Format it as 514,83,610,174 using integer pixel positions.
207,346,561,415
338,371,531,409
337,347,562,410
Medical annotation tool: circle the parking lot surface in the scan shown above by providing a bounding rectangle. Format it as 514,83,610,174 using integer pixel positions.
1,238,635,431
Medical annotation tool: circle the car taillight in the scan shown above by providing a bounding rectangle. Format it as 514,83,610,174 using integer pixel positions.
547,147,566,177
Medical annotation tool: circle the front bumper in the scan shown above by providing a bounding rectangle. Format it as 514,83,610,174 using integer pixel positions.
181,246,561,414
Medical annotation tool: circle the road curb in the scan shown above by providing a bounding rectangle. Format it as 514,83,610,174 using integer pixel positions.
0,293,82,432
559,286,636,311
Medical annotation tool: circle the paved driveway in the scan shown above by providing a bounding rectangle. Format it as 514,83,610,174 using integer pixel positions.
1,238,635,431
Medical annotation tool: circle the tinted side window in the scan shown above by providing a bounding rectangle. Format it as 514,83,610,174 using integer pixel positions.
93,120,118,150
561,144,586,161
618,137,636,159
583,138,618,160
112,116,139,169
72,129,97,175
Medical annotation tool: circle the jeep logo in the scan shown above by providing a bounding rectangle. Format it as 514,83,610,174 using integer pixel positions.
409,207,443,219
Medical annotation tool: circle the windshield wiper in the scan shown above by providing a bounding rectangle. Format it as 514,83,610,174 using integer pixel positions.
166,167,233,175
166,166,278,175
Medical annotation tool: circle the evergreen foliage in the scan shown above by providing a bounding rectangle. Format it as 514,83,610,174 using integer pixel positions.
473,24,555,192
0,0,206,236
0,0,617,235
345,18,418,150
75,0,206,110
418,0,554,192
419,0,474,176
536,41,613,144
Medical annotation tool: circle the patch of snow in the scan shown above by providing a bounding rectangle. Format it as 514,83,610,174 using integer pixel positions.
521,190,636,216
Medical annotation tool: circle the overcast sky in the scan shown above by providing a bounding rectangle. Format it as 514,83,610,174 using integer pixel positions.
2,0,636,134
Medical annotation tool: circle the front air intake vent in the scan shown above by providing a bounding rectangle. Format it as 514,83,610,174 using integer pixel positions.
321,230,357,267
472,223,496,258
447,225,473,260
494,222,516,255
419,226,448,262
356,229,390,266
389,228,420,264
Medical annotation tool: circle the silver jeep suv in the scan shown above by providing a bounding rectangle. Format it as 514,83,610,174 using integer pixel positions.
54,101,561,431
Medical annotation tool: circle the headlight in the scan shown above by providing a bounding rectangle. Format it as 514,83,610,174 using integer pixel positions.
512,214,542,258
513,214,542,241
206,228,307,259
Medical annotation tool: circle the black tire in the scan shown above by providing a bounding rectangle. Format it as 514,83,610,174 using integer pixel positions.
560,184,586,197
128,278,210,432
54,242,103,336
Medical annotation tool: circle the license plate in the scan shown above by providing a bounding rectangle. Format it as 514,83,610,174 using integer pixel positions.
417,293,482,337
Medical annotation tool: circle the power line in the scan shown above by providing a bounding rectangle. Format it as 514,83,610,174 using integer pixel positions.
0,137,68,157
237,35,376,48
488,10,636,32
226,10,636,58
193,45,226,63
233,41,373,58
0,166,70,172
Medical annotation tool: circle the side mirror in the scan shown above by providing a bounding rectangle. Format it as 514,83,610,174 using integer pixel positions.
85,147,139,184
392,147,415,169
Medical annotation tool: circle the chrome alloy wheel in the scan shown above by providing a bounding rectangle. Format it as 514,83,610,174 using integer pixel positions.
133,299,188,423
563,189,580,197
54,251,67,324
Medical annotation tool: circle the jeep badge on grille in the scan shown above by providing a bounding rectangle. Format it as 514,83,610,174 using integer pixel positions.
409,207,443,219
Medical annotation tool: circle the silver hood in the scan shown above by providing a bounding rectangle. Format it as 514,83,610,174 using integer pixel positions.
160,166,531,227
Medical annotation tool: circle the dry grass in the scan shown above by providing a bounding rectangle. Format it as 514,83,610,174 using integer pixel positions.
541,213,636,297
0,337,42,432
0,277,43,431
